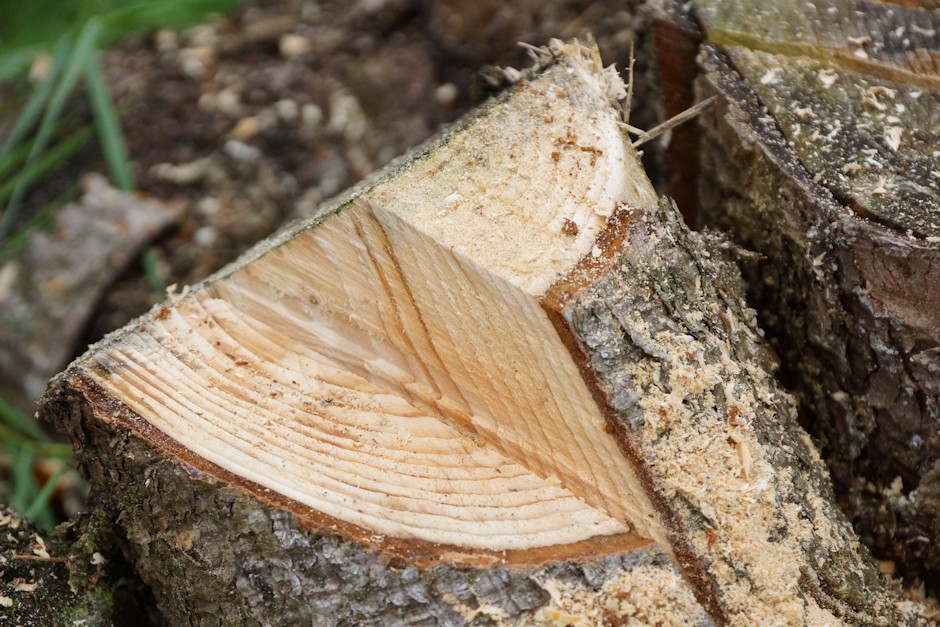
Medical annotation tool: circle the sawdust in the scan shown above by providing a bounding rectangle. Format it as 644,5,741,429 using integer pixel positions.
525,562,707,626
443,556,708,627
621,314,837,624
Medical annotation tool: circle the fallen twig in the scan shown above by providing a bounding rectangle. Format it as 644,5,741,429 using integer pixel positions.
625,96,717,147
12,554,70,563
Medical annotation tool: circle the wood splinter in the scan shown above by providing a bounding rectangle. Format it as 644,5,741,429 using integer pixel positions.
43,40,924,625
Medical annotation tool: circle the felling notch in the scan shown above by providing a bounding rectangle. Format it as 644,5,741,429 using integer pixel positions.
43,41,924,625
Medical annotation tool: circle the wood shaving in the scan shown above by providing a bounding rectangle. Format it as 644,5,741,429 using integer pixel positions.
884,127,903,151
32,535,49,559
817,68,838,88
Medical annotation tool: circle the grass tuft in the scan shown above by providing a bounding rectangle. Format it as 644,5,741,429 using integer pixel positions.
0,397,72,529
0,0,242,526
84,51,133,191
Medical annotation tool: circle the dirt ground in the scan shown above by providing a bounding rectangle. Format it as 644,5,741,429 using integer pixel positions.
84,0,654,344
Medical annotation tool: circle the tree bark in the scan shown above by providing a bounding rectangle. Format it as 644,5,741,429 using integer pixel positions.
643,0,705,225
689,0,940,590
43,385,712,626
38,42,926,624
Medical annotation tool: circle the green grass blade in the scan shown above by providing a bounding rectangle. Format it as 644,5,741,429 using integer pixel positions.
0,422,70,457
0,1,91,57
0,394,47,442
10,447,36,514
0,46,40,82
0,76,30,120
141,246,166,296
0,1,241,60
0,422,41,450
97,0,241,45
1,18,101,239
0,137,35,181
0,37,70,160
0,125,94,205
24,463,66,520
0,111,83,181
84,51,133,190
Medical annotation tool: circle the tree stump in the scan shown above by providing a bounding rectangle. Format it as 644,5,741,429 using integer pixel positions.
689,0,940,591
41,42,925,624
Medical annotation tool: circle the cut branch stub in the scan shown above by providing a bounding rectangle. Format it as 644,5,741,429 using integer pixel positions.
44,42,923,624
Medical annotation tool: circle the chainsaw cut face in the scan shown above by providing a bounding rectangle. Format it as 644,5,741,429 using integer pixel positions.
85,44,666,560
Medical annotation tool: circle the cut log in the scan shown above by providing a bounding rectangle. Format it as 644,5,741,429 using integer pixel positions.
42,42,923,624
690,0,940,590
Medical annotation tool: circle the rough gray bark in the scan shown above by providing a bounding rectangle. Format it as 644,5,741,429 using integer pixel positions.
42,378,707,626
693,0,940,586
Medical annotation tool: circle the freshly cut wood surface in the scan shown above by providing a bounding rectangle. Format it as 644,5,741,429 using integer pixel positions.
79,43,664,558
692,0,940,587
93,202,640,552
43,41,925,624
